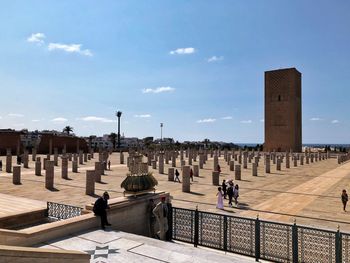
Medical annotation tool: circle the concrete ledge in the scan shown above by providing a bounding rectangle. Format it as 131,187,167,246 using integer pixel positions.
0,191,169,247
0,245,90,263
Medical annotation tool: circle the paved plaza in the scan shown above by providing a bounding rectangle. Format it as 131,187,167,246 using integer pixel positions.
37,229,260,263
0,153,349,233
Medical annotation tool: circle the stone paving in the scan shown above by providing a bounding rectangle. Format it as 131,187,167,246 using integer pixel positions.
0,153,349,232
37,229,262,263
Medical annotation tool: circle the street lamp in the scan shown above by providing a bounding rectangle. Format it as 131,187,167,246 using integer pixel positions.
160,123,163,141
116,111,122,149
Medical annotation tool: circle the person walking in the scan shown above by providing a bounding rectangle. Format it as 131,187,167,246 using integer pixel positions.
227,182,234,207
342,189,348,212
174,169,181,183
0,160,2,171
190,168,194,182
222,179,227,199
233,184,239,206
108,160,111,170
93,192,112,230
217,164,221,174
216,187,224,210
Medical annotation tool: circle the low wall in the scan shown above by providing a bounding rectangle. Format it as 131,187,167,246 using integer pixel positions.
0,191,169,247
0,245,90,263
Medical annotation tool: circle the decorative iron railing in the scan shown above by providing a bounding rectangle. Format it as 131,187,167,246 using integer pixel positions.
47,202,82,220
171,207,345,263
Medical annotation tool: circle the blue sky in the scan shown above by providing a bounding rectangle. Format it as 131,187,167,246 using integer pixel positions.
0,0,349,143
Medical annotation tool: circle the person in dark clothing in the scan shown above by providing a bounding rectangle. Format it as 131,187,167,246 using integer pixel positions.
0,160,2,171
227,182,234,208
174,169,181,183
222,180,227,199
108,160,111,170
16,155,21,165
342,189,348,212
93,191,111,230
190,168,194,182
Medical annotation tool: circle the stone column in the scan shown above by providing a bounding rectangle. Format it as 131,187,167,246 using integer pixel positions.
286,154,290,168
168,168,174,181
45,160,54,190
182,166,191,193
252,163,257,176
32,148,37,162
54,148,59,166
159,154,164,174
306,155,310,164
229,160,235,171
211,170,219,186
13,166,21,185
227,153,231,165
243,152,248,169
23,150,29,168
68,153,72,161
265,155,270,173
311,154,314,163
238,154,242,164
6,149,12,173
293,156,298,167
235,165,241,180
172,153,176,168
300,155,304,165
84,152,88,163
193,165,199,177
152,160,157,170
61,156,68,179
254,157,259,167
86,170,95,195
199,154,204,169
188,151,193,165
79,151,84,165
72,160,78,173
43,158,48,170
120,152,124,164
35,157,41,176
213,155,218,171
276,157,281,171
95,162,101,182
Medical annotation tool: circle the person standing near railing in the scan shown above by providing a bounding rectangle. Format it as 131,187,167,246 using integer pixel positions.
93,191,112,230
153,196,168,240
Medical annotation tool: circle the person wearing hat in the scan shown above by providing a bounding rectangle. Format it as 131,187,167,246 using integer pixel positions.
152,196,168,240
93,191,112,230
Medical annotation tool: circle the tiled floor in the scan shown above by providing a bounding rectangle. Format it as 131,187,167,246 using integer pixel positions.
37,229,263,263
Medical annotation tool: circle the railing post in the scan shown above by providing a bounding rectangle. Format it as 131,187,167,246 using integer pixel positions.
255,214,260,261
194,206,199,247
167,202,173,241
335,226,342,263
223,215,228,251
292,219,298,263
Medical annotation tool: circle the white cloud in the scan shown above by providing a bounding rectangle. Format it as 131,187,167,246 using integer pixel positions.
142,87,175,94
208,56,224,62
51,117,68,123
48,43,93,56
13,123,25,127
8,113,24,117
197,118,216,123
260,119,264,122
240,120,252,124
170,47,196,55
31,119,40,122
27,33,45,44
331,120,339,124
221,116,232,120
310,117,322,121
134,114,151,118
79,116,116,123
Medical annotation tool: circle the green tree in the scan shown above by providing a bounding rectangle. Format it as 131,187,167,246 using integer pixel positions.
63,126,73,135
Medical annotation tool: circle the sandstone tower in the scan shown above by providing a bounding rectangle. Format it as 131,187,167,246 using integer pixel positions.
264,68,302,152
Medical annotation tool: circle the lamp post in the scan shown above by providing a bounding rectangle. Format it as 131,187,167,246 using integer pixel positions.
160,123,163,141
116,111,122,149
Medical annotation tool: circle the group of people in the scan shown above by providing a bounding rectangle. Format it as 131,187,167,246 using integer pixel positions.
174,168,194,183
217,179,239,209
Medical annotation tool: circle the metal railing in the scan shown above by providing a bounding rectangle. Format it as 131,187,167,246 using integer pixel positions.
47,202,82,220
171,207,347,263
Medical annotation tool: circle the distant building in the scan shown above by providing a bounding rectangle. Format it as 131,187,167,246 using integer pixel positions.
264,68,302,152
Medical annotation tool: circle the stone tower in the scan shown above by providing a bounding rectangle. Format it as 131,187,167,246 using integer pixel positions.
264,68,302,152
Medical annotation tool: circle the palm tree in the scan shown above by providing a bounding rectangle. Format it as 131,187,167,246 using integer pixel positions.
109,132,117,150
63,126,73,135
